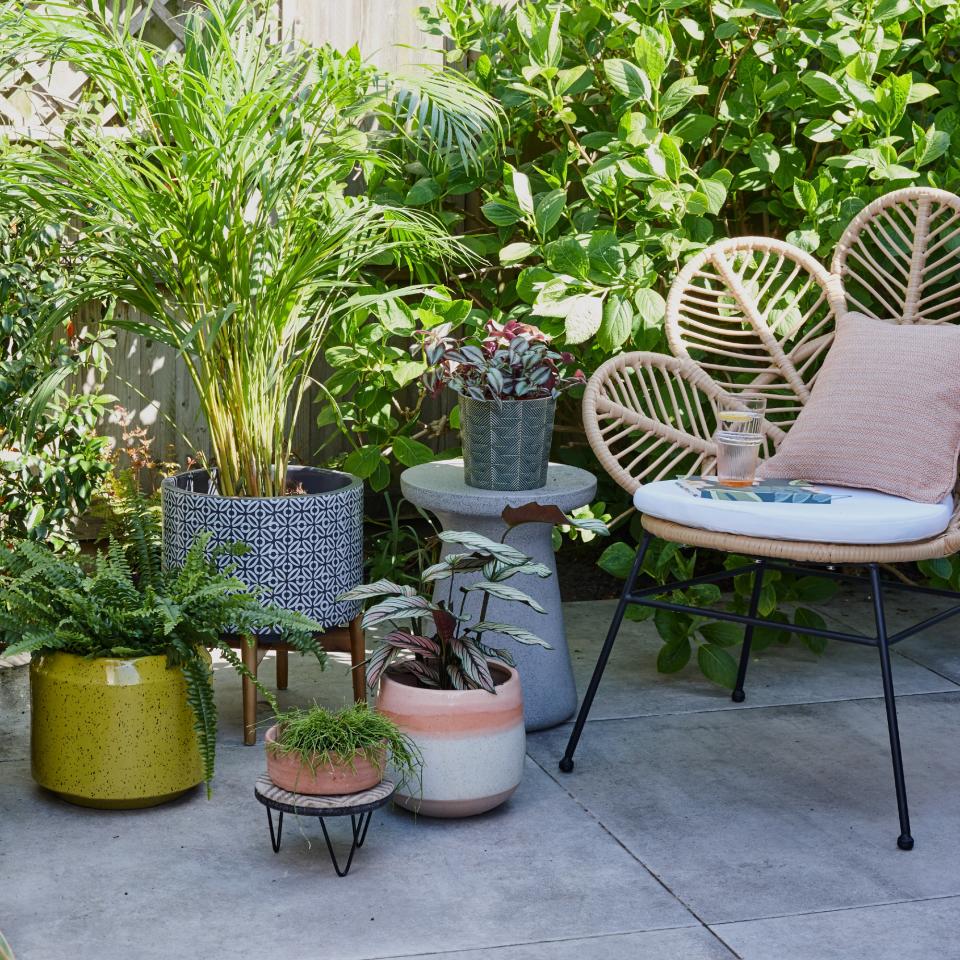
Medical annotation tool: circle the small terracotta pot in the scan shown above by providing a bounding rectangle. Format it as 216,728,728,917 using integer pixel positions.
377,662,525,817
264,725,385,795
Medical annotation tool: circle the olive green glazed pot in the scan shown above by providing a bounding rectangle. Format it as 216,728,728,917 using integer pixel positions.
30,652,203,809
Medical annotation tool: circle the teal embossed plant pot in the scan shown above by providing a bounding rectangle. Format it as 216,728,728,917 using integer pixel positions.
459,395,556,491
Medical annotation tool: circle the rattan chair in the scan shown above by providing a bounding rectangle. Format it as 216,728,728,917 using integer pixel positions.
560,187,960,850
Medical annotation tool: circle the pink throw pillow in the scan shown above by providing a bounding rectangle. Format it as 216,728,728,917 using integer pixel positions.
757,311,960,504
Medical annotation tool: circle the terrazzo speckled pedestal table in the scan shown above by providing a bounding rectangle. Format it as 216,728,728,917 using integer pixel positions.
401,460,597,731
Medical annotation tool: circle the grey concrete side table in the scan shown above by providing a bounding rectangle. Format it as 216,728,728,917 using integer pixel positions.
401,460,597,731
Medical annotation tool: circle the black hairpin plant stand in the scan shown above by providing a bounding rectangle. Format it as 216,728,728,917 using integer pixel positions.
560,533,960,851
254,775,396,876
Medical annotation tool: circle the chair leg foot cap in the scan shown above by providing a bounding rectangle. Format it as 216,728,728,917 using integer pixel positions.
558,757,574,773
898,835,914,851
731,690,746,703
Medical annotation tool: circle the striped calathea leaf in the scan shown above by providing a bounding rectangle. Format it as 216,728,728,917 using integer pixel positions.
360,594,437,629
340,579,418,601
421,552,491,582
470,622,552,649
463,580,546,612
483,559,552,581
437,530,528,565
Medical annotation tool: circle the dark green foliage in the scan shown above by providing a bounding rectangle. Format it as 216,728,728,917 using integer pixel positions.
0,218,113,548
396,0,960,364
0,484,327,792
597,535,839,688
269,701,422,790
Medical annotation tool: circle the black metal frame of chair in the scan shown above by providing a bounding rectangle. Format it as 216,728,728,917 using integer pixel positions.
559,531,960,850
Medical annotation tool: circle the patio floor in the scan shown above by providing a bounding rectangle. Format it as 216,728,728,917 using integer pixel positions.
3,588,960,960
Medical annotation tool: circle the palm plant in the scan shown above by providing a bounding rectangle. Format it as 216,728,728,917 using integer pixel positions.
0,0,501,496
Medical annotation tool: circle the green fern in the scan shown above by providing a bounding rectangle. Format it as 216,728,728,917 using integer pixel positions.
0,486,327,792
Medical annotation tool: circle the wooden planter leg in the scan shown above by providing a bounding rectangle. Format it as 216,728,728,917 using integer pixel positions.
349,616,366,704
242,638,259,746
275,647,289,691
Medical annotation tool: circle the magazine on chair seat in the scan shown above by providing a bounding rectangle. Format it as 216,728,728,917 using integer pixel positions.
676,477,852,503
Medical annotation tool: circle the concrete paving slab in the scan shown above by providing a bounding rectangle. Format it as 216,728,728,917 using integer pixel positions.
713,895,960,960
829,585,960,686
377,927,737,960
564,600,957,723
527,693,960,923
1,750,693,960
0,663,29,763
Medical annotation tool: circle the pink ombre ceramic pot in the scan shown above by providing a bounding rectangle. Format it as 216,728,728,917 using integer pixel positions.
377,663,525,817
264,725,385,795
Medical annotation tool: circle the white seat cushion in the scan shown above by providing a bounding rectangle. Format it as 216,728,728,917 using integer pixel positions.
633,481,954,545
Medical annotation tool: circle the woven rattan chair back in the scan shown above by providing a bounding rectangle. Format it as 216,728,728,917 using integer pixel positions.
585,189,960,496
585,237,835,492
831,187,960,326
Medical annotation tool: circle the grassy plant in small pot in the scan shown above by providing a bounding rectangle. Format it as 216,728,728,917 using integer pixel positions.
265,702,420,796
421,320,585,490
0,486,325,808
341,529,554,817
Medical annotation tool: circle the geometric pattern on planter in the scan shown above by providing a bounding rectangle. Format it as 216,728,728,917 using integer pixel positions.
161,466,363,632
460,394,556,491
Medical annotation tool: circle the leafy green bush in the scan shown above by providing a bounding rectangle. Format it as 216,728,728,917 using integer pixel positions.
337,0,960,481
598,533,838,686
404,0,960,362
374,0,960,684
0,220,113,547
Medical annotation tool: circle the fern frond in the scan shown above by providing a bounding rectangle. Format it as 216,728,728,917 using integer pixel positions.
217,640,279,715
101,470,163,589
180,655,218,797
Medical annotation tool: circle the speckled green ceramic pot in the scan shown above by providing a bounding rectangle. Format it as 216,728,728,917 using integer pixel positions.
30,652,203,809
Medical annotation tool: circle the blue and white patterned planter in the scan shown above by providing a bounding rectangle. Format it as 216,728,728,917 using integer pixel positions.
161,466,363,631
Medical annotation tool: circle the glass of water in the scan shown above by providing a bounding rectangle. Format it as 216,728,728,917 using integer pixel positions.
715,432,763,486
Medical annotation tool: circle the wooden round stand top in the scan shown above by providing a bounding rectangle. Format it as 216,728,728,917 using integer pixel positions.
254,774,396,877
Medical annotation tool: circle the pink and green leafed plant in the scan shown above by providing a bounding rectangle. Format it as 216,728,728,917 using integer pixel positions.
340,504,607,693
420,318,585,403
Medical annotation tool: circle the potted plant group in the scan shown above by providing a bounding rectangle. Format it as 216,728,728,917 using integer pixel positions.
421,319,585,490
265,701,420,796
0,485,325,808
0,1,501,656
341,529,554,817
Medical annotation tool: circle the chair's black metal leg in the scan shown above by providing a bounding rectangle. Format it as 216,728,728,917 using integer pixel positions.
320,817,364,877
267,808,283,853
870,564,914,851
559,533,651,773
732,560,766,703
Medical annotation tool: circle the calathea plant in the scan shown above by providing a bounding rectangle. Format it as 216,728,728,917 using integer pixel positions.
343,530,551,693
421,318,584,402
342,505,608,692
